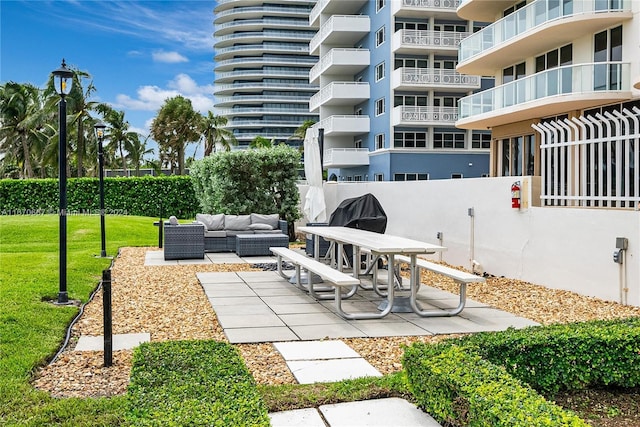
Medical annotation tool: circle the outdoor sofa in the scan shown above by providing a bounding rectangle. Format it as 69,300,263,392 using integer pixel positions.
164,213,289,260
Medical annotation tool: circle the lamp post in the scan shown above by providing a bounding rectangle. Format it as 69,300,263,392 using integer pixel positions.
94,121,108,258
52,59,73,305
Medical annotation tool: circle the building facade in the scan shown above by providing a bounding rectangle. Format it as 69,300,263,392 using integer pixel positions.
309,0,492,182
456,0,640,208
213,0,319,148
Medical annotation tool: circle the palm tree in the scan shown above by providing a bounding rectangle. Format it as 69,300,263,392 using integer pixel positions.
66,69,101,177
150,96,201,175
97,104,138,176
0,82,54,178
200,111,237,155
127,134,154,176
250,136,273,149
290,119,316,142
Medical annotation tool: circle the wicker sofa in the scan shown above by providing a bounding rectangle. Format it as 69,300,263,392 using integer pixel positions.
163,213,289,260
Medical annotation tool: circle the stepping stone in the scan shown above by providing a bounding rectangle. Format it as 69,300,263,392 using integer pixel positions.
269,408,326,427
319,397,442,426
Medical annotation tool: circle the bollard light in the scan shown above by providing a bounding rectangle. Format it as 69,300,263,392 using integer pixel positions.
52,59,73,305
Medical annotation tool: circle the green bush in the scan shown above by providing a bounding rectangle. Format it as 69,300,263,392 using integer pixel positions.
403,344,588,427
190,145,301,224
0,176,198,218
126,340,270,426
457,317,640,395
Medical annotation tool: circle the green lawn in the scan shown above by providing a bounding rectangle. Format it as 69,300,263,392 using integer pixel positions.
0,214,156,426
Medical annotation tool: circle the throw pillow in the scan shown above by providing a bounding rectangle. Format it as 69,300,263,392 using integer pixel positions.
225,214,251,230
250,213,279,229
249,223,273,230
168,216,178,225
195,213,224,230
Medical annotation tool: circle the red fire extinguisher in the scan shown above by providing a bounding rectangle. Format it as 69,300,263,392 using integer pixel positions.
511,181,521,209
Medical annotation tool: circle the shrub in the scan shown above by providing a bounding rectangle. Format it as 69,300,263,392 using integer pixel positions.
0,176,198,218
403,344,588,427
190,145,301,224
126,340,270,426
457,317,640,395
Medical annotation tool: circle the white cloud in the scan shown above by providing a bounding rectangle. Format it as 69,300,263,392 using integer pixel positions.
152,50,188,63
114,73,214,114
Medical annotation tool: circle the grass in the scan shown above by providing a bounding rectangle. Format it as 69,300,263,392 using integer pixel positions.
0,214,156,426
0,214,403,426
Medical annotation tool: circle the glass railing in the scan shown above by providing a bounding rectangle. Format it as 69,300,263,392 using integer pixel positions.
216,18,312,31
216,6,312,20
216,44,310,56
458,62,630,119
459,0,630,62
215,57,317,68
216,30,316,43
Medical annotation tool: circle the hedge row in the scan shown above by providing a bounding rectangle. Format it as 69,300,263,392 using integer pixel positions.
126,340,270,426
0,176,199,218
403,316,640,426
458,316,640,395
404,345,588,427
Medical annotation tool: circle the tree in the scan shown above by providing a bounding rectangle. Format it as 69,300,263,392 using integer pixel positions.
250,136,273,149
200,111,236,155
127,134,154,176
290,119,316,142
66,68,101,177
0,82,54,178
97,104,138,176
150,96,201,175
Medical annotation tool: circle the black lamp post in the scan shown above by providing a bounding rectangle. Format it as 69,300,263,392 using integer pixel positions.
52,59,73,305
94,121,108,258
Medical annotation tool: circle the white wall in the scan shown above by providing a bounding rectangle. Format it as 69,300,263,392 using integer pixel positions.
298,178,640,306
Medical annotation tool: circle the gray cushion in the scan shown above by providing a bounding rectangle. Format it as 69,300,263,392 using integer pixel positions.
204,230,227,238
254,229,286,234
250,213,279,229
225,229,254,237
249,223,273,231
168,215,178,225
225,214,251,230
196,213,225,230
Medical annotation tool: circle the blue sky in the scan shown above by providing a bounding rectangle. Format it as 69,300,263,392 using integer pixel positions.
1,0,216,155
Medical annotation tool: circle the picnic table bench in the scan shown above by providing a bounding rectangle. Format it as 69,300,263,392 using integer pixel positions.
270,247,388,320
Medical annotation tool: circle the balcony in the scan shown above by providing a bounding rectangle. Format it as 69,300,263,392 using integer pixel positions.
310,0,368,27
215,81,318,96
393,29,469,56
309,48,370,84
392,0,460,19
392,106,458,127
309,82,370,112
457,62,631,130
457,0,632,75
323,148,370,168
309,15,370,55
457,0,513,21
316,115,370,136
392,67,481,91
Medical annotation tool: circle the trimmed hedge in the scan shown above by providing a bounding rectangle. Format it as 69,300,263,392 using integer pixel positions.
404,344,588,427
126,340,270,426
403,317,640,426
0,176,198,218
458,317,640,395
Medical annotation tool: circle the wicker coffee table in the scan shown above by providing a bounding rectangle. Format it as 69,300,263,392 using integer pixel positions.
235,234,288,257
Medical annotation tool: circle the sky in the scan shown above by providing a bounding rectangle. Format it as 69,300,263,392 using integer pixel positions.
1,0,217,157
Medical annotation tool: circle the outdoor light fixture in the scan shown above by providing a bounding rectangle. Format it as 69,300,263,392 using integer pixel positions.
94,121,108,258
52,59,73,305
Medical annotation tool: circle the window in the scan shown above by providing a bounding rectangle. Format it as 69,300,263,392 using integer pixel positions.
472,133,491,149
394,131,427,148
394,58,428,70
376,27,385,47
375,98,385,116
354,175,363,181
396,21,428,31
394,173,429,181
354,139,362,148
434,132,465,149
376,0,385,12
375,62,385,82
451,173,463,179
500,135,535,176
374,173,384,181
395,95,428,107
375,133,385,150
535,44,573,96
594,26,622,90
355,107,363,116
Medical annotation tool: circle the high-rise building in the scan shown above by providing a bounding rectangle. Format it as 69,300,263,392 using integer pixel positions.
309,0,492,182
213,0,319,148
455,0,640,183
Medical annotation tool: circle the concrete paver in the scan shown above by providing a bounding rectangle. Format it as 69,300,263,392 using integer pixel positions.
319,398,441,427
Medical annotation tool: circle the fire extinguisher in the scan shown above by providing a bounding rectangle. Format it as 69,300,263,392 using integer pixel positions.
511,181,521,209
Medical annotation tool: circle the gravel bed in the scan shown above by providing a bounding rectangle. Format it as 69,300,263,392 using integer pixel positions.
32,247,640,398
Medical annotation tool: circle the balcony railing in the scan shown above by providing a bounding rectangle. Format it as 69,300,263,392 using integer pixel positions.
458,62,630,119
393,106,458,126
459,0,631,63
309,48,370,83
394,29,469,52
393,0,460,14
315,115,370,135
393,67,480,90
309,15,370,55
323,148,370,168
309,82,370,112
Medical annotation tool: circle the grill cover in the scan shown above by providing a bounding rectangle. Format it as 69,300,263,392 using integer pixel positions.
328,193,387,233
